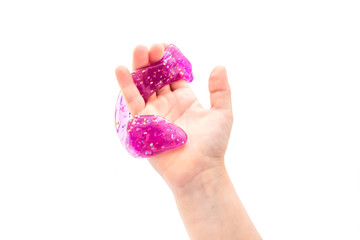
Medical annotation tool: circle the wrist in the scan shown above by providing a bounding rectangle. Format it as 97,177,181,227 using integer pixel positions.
167,157,262,240
170,160,230,200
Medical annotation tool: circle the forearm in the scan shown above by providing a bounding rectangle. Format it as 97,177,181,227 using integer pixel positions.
170,162,261,240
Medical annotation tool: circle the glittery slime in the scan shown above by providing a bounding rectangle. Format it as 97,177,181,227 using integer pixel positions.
115,44,193,158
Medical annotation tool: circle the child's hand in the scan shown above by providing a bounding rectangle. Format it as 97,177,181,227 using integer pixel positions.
115,43,261,240
115,43,233,191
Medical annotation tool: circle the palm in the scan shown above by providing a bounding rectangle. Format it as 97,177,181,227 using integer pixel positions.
115,44,232,189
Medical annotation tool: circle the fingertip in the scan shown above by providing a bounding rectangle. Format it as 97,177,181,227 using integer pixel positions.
132,45,149,70
209,65,229,93
133,45,148,56
208,65,232,111
149,43,165,64
163,42,169,50
210,65,227,77
115,65,128,74
115,65,133,89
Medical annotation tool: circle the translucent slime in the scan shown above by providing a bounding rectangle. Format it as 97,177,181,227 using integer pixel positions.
115,44,193,158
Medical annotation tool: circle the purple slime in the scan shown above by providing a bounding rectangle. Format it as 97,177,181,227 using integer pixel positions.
132,44,193,101
115,44,192,158
125,115,187,158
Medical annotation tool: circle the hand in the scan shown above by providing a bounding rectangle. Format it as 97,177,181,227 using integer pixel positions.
115,43,261,240
115,43,233,191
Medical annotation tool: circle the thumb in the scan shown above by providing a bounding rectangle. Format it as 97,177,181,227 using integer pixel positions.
208,66,232,111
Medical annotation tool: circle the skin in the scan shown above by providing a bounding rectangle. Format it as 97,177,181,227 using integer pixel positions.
115,43,262,240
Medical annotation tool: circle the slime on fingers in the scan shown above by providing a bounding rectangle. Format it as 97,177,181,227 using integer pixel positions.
115,44,193,158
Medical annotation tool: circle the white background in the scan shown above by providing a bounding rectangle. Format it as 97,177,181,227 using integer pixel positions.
0,0,359,239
